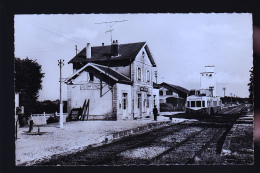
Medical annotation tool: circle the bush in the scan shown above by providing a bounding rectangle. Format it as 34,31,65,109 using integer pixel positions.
160,103,174,112
46,116,59,124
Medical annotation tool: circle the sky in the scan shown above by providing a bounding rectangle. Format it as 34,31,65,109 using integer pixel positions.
14,13,253,101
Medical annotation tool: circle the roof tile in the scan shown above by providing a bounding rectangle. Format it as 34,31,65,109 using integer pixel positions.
69,42,147,64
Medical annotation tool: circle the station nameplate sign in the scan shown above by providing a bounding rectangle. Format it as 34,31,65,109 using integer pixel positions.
140,87,148,92
80,84,104,90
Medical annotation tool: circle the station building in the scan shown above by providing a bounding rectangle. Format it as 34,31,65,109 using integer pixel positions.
65,41,159,120
159,82,189,111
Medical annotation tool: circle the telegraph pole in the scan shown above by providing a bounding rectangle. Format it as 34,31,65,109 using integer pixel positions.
223,87,226,97
58,59,64,128
95,20,127,44
154,71,158,84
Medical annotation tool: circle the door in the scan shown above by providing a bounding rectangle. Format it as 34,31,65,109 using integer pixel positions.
146,96,150,116
143,94,147,115
122,93,128,119
137,94,142,117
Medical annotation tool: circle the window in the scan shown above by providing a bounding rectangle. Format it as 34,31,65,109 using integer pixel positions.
202,101,205,107
196,101,201,107
206,74,208,76
213,101,217,106
137,67,141,81
89,73,94,82
187,101,190,107
159,90,163,96
166,91,172,95
202,74,204,76
142,51,145,58
147,98,149,108
146,70,150,82
122,93,127,110
191,101,195,107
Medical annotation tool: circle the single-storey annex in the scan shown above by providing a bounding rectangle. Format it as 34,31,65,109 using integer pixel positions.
65,40,159,120
159,82,189,111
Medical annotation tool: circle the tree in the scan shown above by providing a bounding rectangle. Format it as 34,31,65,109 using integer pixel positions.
15,57,45,119
248,67,254,104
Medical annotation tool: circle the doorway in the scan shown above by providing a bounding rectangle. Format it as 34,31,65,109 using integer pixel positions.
137,94,142,117
122,93,128,119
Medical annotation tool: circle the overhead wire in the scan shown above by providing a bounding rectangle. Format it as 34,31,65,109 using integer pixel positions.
19,18,86,47
15,30,73,49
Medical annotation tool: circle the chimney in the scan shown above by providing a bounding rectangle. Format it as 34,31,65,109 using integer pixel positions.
86,43,91,59
111,40,119,56
102,43,104,46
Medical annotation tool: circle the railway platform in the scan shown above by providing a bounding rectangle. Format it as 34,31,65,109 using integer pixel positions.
16,114,185,166
220,113,254,164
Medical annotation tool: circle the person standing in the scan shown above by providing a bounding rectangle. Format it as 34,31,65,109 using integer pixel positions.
153,105,158,121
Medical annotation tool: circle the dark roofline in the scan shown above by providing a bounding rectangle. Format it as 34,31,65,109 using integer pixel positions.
144,45,156,67
65,63,132,85
153,82,160,89
68,41,157,67
160,82,189,94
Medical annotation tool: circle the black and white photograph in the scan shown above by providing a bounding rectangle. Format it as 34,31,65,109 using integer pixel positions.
14,13,253,166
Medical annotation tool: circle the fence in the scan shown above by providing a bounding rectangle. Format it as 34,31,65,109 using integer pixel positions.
30,112,68,125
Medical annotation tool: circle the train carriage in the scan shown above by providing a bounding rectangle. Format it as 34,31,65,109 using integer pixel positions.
186,90,221,116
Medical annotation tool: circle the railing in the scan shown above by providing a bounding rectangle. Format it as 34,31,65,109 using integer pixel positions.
55,112,68,117
31,112,68,117
82,99,90,121
30,112,68,125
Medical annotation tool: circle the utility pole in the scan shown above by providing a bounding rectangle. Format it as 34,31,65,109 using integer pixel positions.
95,20,127,44
58,59,64,128
75,45,78,55
154,71,158,84
230,93,233,104
223,87,226,97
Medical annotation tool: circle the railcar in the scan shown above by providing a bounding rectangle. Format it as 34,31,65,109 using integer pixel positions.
186,90,221,116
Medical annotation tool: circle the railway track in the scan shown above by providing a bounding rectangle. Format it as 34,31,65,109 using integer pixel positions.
35,118,234,165
219,104,245,115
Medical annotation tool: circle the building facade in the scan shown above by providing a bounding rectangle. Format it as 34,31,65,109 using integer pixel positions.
159,82,189,111
65,41,159,120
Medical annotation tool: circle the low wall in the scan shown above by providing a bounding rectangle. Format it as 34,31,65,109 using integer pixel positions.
31,116,47,125
31,114,67,125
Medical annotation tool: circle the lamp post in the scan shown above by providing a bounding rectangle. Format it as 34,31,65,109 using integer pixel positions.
58,59,64,128
154,71,158,84
222,87,226,97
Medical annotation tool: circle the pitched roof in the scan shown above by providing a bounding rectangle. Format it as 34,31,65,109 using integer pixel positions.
68,42,156,67
153,82,160,89
160,82,189,94
65,63,132,84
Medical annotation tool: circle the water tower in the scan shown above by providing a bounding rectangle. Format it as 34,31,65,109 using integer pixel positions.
200,65,216,97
